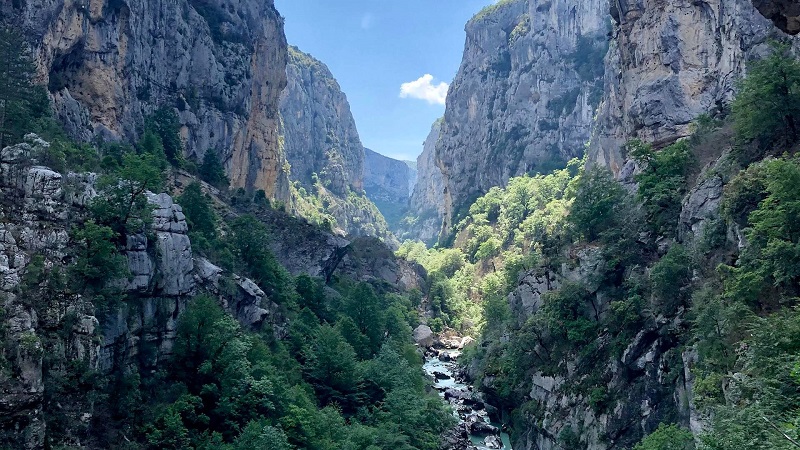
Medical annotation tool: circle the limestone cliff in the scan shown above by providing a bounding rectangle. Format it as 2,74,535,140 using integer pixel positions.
0,135,288,448
589,0,786,175
0,135,419,448
363,148,411,205
281,46,364,195
279,47,396,243
398,120,446,245
363,148,413,228
436,0,609,233
1,0,290,199
491,1,800,449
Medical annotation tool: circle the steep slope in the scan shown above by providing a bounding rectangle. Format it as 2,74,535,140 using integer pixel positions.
436,0,608,234
280,47,396,244
589,0,782,175
281,46,364,195
0,134,426,448
435,2,800,450
398,120,446,245
0,136,285,448
2,0,290,199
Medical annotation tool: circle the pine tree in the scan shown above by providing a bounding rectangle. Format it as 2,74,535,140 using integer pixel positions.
0,27,38,148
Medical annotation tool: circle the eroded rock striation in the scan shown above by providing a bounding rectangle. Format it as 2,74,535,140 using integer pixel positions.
436,0,608,233
3,0,290,198
589,0,784,175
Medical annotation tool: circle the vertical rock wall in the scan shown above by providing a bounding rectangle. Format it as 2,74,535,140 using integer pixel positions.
3,0,290,199
436,0,609,234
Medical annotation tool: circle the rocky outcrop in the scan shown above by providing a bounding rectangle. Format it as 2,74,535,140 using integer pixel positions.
589,0,787,175
4,0,289,198
510,317,688,450
0,136,287,448
436,0,608,233
363,148,412,206
508,269,559,319
399,120,446,245
752,0,800,34
281,46,364,195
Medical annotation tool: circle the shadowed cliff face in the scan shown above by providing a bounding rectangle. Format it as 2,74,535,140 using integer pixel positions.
363,149,411,206
752,0,800,34
2,0,289,199
589,0,787,176
435,0,608,235
398,120,446,245
280,46,365,196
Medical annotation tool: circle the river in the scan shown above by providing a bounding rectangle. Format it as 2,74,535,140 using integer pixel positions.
423,348,513,450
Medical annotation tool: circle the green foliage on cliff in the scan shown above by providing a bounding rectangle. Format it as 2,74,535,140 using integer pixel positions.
0,27,50,148
635,424,695,450
732,42,800,163
630,139,694,236
409,62,800,445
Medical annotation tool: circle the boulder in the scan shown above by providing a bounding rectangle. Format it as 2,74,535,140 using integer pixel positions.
484,435,503,449
413,324,434,348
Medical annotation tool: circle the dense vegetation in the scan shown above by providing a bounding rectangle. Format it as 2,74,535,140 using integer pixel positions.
399,43,800,449
0,33,450,449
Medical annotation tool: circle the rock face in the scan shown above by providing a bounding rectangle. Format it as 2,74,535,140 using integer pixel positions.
0,136,286,448
589,0,786,175
363,148,412,206
279,47,395,242
399,120,446,245
3,0,290,199
436,0,608,233
281,46,364,195
752,0,800,34
363,148,414,228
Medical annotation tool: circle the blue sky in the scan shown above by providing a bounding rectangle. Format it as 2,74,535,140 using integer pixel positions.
274,0,494,162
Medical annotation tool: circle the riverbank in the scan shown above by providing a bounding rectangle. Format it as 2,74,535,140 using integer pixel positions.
414,326,512,450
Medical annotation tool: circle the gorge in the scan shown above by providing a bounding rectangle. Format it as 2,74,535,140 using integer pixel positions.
1,0,800,449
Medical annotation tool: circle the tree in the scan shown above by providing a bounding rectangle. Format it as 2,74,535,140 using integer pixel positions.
343,283,385,355
634,424,694,450
232,422,292,450
650,245,692,315
200,150,230,188
227,215,294,305
631,140,693,236
0,27,47,147
91,151,163,240
177,181,218,251
568,167,627,242
721,157,800,305
68,220,128,310
145,106,183,165
732,43,800,161
303,325,360,406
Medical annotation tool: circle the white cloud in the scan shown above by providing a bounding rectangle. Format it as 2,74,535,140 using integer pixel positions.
399,74,449,105
360,13,374,30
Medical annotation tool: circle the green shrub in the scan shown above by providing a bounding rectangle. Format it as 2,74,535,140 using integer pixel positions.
630,139,693,236
634,423,694,450
650,245,692,315
732,42,800,163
